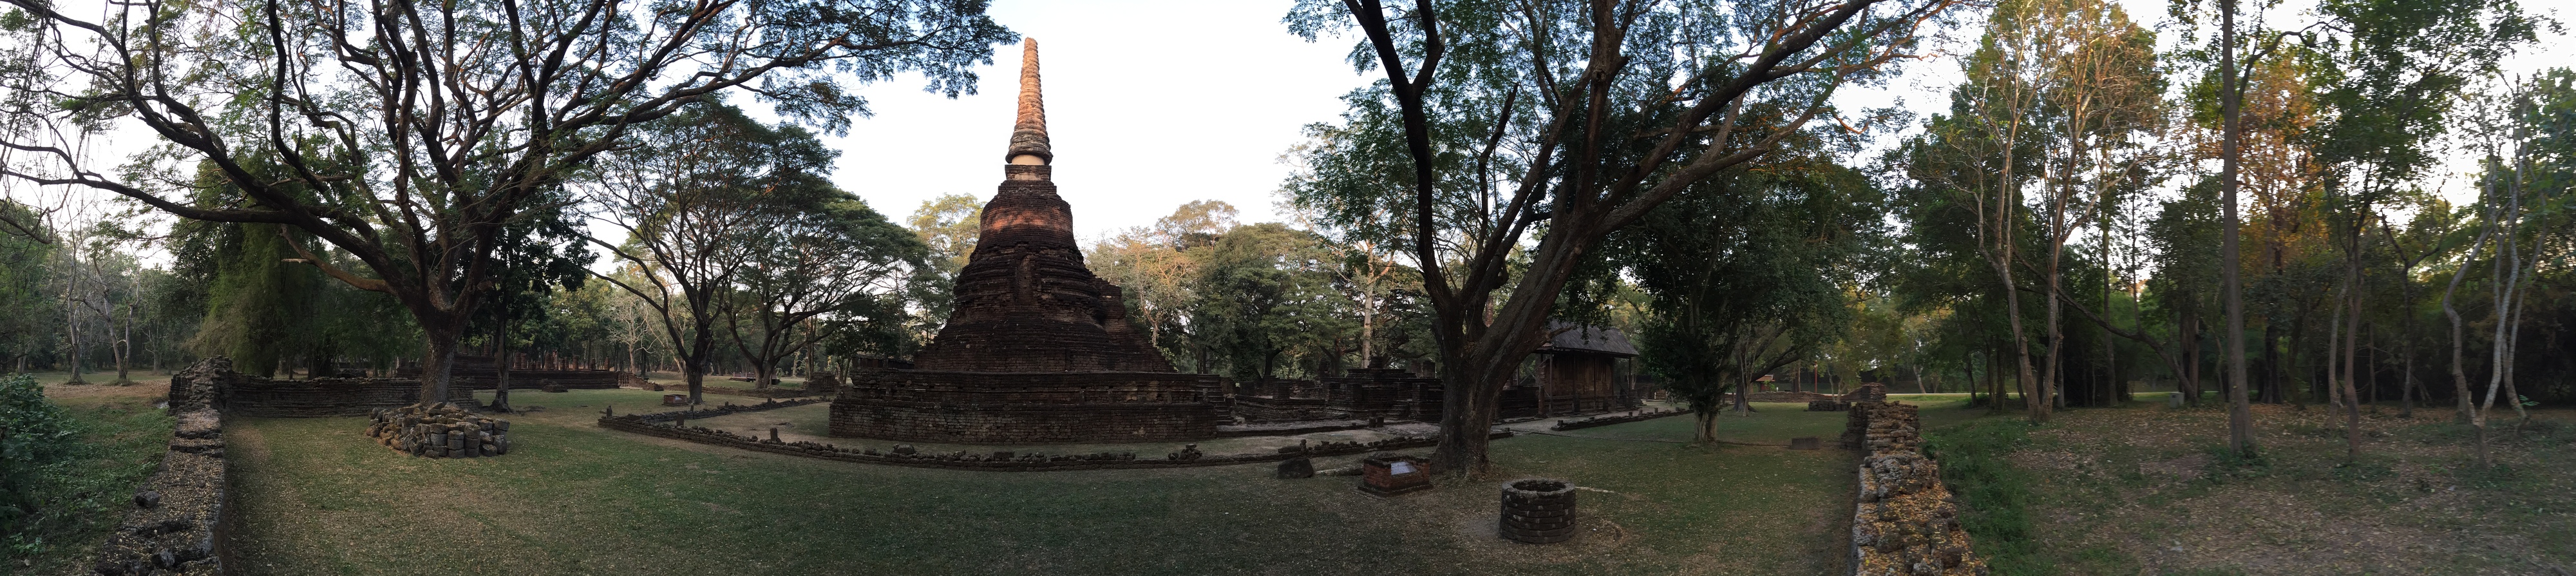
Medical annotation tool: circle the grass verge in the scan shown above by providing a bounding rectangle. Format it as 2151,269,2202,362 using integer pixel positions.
1922,416,2043,576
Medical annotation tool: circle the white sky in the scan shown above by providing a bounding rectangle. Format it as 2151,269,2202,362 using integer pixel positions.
822,0,2572,243
20,0,2576,258
805,1,1365,243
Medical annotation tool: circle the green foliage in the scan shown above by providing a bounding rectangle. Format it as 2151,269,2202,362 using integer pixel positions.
189,223,320,376
1922,418,2050,576
1191,224,1349,381
0,202,55,365
1615,146,1879,432
905,193,983,341
0,376,171,566
0,374,73,533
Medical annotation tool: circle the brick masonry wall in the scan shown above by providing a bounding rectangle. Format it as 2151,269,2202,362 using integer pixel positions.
831,370,1226,444
1230,395,1339,422
175,356,471,418
392,367,623,389
224,376,472,417
1846,402,1989,575
93,408,230,575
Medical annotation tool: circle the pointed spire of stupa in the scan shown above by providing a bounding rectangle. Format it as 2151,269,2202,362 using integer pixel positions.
1006,38,1051,166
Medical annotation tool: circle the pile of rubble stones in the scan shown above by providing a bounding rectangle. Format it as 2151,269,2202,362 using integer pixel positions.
366,403,512,458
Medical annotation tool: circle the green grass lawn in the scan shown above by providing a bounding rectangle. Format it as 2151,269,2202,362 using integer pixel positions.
1925,395,2576,576
220,390,1924,575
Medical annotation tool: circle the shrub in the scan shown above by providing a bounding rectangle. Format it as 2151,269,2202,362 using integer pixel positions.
1,373,75,553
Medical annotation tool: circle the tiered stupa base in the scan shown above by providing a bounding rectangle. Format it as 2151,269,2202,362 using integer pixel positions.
830,370,1226,445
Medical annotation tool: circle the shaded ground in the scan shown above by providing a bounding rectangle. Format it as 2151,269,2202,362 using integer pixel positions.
1931,393,2576,576
222,390,1888,575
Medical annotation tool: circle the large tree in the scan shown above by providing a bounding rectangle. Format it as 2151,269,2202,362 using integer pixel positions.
586,102,848,405
1285,0,1958,475
0,0,1011,401
1191,222,1348,382
1620,150,1878,443
721,189,922,390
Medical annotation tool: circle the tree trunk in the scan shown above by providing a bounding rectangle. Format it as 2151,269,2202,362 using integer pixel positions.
1996,249,2044,423
685,329,714,405
419,325,461,407
1433,358,1506,474
65,278,85,384
489,292,515,412
2219,0,2255,456
115,301,133,383
2340,222,2363,461
2183,309,2202,406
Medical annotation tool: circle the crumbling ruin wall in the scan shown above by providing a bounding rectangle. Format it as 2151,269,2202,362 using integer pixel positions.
804,372,840,396
224,377,471,417
1843,383,1888,403
1231,395,1339,422
1846,402,1987,576
93,408,229,575
171,357,469,418
831,370,1226,444
166,358,241,414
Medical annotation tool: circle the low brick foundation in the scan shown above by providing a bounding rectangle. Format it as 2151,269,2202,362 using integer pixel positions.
1736,391,1837,403
1846,402,1987,575
623,398,824,423
92,409,230,575
831,370,1224,444
1550,408,1687,431
1213,419,1376,437
701,385,819,399
605,412,1512,472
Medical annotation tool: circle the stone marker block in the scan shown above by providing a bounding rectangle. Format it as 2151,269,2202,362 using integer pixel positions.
1276,457,1315,479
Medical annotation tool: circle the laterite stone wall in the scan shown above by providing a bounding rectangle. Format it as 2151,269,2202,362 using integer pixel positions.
93,409,230,575
1846,402,1988,576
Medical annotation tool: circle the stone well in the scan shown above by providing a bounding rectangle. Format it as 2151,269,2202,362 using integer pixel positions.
1500,477,1578,544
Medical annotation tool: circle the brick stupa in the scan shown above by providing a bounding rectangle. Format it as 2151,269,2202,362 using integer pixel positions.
831,39,1224,445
